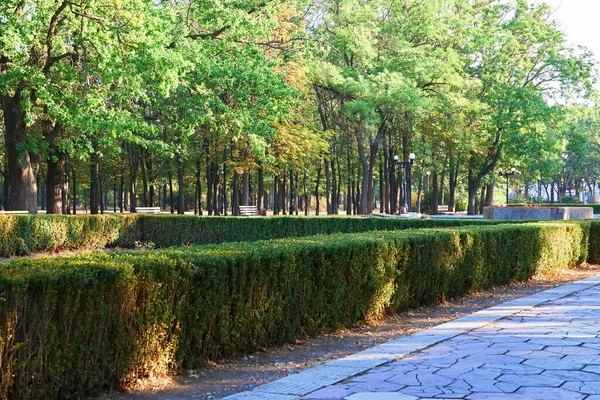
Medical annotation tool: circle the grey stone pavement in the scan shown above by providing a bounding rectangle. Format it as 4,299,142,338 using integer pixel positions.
224,276,600,400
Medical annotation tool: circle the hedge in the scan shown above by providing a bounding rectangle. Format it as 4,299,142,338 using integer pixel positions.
0,221,595,399
0,214,503,257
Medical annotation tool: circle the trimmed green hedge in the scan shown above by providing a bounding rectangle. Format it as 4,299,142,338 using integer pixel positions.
0,214,502,257
0,221,595,399
0,214,129,256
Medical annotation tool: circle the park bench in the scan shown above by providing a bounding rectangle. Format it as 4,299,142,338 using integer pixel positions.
438,205,454,215
0,210,29,214
135,207,161,213
239,205,259,216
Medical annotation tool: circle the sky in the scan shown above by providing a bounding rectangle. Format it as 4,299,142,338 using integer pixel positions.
537,0,600,62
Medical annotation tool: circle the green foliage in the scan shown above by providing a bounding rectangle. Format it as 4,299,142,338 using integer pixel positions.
0,259,136,399
0,215,127,256
0,221,597,398
0,214,504,257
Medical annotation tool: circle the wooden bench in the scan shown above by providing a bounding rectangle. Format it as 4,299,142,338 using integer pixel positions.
0,210,29,214
438,205,454,215
239,205,259,216
135,207,161,213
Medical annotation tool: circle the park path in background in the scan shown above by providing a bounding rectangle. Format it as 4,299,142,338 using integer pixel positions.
227,276,600,400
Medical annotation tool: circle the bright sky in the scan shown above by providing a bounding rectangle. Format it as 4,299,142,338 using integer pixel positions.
537,0,600,63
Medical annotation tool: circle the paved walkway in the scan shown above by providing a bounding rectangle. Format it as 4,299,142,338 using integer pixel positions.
225,276,600,400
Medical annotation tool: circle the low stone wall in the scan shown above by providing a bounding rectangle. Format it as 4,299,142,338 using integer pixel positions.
483,206,594,220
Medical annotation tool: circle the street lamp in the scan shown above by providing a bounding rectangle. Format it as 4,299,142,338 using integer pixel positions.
394,153,416,213
426,171,431,192
498,167,517,206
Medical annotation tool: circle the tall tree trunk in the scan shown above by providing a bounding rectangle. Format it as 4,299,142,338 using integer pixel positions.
289,172,295,214
177,156,185,215
258,167,264,213
2,94,38,213
384,147,390,214
401,127,411,211
119,174,125,213
449,163,458,212
62,160,69,214
113,178,117,213
168,169,174,214
294,172,299,215
129,170,137,213
222,162,227,215
206,154,213,215
281,174,287,215
439,152,448,205
378,157,383,214
72,168,77,214
432,171,439,215
2,169,9,211
195,158,201,215
39,174,46,211
90,142,100,215
141,155,149,207
479,186,486,215
416,163,424,213
212,165,218,215
273,174,279,214
232,171,239,215
315,163,321,216
241,170,250,206
303,172,308,216
325,160,331,214
46,150,65,214
99,176,104,214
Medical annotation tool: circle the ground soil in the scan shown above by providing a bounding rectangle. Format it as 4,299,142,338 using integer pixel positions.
93,265,600,400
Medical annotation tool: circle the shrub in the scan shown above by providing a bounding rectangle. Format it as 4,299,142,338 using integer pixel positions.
0,214,502,257
0,215,127,257
0,221,593,398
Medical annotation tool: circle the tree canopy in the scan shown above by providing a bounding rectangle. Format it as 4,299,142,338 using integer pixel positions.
0,0,597,215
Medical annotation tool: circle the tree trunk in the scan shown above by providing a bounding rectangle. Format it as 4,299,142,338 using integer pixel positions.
432,171,439,215
258,167,264,213
1,169,9,210
119,174,125,213
241,170,250,206
273,174,279,214
195,158,202,215
46,149,65,214
168,169,174,214
129,170,137,213
232,171,240,215
177,157,185,215
72,168,77,214
2,94,38,213
479,186,486,215
315,163,321,216
222,162,227,215
449,163,458,212
90,144,100,215
62,160,69,214
206,155,213,215
325,160,331,214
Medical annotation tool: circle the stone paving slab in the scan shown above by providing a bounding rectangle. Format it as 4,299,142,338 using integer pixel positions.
223,276,600,400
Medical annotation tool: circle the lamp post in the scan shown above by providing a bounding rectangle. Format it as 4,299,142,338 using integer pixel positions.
394,153,416,213
426,171,431,191
498,167,517,206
